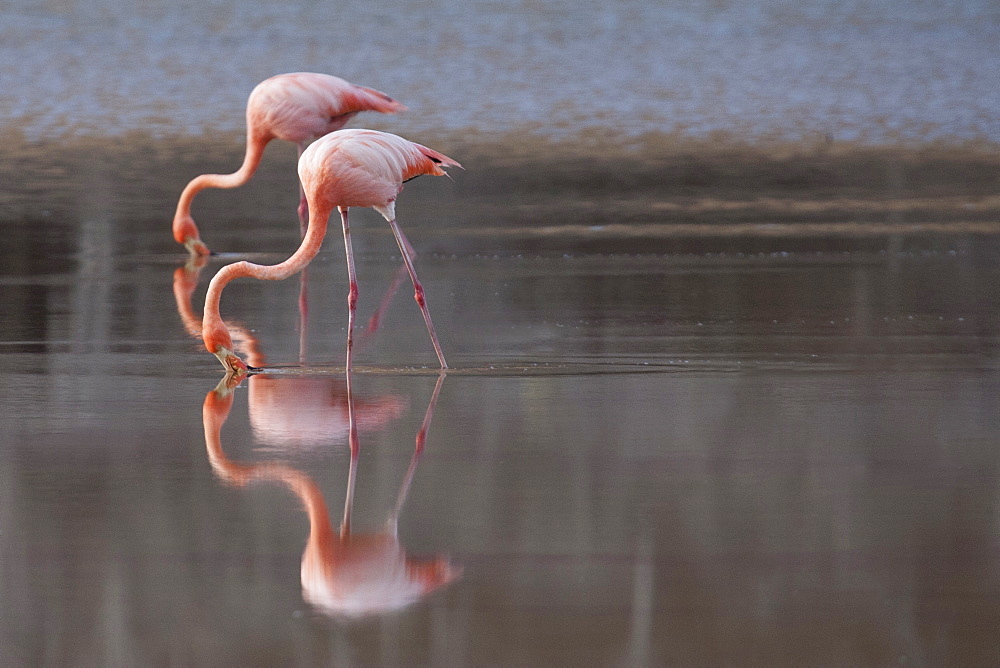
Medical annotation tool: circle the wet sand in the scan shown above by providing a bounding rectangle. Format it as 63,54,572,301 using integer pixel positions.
1,132,1000,664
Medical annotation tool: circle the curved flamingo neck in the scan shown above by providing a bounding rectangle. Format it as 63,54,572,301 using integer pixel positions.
172,133,272,242
202,200,336,358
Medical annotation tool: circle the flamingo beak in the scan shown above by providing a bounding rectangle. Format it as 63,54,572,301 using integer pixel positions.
184,237,212,257
213,347,250,375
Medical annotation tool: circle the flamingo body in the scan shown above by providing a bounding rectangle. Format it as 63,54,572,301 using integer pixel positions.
173,73,405,255
202,129,460,372
248,73,403,144
298,129,459,215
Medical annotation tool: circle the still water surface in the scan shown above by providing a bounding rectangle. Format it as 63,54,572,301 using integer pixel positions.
2,186,1000,663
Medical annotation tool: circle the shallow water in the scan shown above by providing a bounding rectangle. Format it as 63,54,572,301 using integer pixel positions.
3,158,1000,664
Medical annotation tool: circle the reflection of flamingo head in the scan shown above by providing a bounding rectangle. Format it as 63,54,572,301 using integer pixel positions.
248,376,406,448
302,531,460,618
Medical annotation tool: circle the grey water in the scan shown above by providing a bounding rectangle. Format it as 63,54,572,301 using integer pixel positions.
4,185,1000,663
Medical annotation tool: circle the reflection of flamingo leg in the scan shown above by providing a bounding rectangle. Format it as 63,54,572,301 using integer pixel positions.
362,264,408,339
342,362,361,537
340,433,359,539
389,372,445,534
357,232,420,350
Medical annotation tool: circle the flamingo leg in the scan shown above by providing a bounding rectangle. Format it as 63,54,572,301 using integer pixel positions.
339,207,360,373
296,141,309,235
296,143,312,364
298,267,309,364
386,218,447,369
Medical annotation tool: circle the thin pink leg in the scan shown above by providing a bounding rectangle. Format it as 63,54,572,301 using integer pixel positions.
296,142,309,235
298,267,309,364
387,218,447,369
296,143,311,364
340,207,359,373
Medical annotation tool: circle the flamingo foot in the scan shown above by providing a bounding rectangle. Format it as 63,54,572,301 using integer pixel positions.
184,237,212,257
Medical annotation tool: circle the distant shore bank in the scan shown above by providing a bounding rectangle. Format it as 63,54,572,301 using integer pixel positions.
3,130,997,228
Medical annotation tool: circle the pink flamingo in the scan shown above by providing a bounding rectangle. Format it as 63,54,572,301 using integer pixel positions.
172,72,406,256
202,129,461,374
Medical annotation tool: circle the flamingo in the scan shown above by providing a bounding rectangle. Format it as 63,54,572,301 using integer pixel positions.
172,72,406,256
202,129,461,374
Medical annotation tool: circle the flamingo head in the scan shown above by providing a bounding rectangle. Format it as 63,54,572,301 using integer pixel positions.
173,214,211,256
212,346,249,376
202,317,249,375
184,237,211,257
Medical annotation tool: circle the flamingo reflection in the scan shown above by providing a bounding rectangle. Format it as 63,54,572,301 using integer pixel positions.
202,372,458,617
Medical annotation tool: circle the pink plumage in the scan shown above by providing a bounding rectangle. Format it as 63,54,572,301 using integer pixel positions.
298,129,461,216
248,73,406,144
